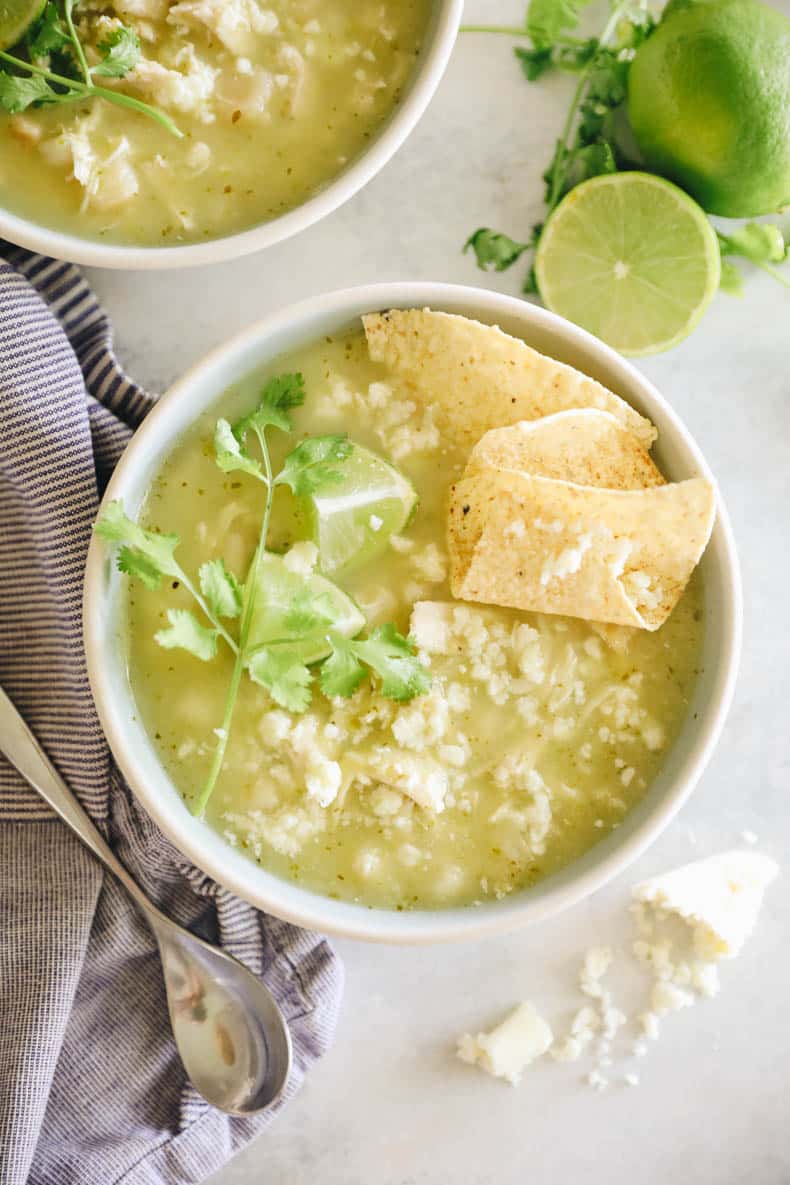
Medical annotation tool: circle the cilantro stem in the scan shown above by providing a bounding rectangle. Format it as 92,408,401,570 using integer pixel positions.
0,49,183,138
178,573,239,655
460,24,532,35
63,0,91,85
193,426,276,816
460,25,589,42
544,0,632,213
754,259,790,289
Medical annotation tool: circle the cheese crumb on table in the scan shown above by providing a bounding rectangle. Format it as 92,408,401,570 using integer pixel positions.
457,1002,553,1085
459,850,778,1094
632,850,779,960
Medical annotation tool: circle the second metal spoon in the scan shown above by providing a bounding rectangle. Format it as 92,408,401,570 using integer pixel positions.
0,685,292,1115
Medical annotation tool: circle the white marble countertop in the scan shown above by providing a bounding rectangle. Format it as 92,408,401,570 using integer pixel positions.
87,4,790,1181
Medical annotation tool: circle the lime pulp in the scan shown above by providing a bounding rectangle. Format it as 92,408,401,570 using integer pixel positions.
246,551,364,666
309,444,418,574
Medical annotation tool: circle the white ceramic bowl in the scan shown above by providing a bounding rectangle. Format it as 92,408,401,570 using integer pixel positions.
0,1,462,269
84,283,742,942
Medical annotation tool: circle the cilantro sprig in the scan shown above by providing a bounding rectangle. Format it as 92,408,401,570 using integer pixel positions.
462,0,789,299
0,1,181,136
95,372,430,816
463,0,653,293
94,501,240,654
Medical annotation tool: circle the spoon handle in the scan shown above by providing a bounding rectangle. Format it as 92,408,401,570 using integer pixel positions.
0,685,163,924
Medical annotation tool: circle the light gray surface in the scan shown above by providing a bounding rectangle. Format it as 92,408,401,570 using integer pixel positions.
87,3,790,1181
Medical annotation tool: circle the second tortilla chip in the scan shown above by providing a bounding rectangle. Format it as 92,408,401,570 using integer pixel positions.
465,409,665,490
448,469,715,630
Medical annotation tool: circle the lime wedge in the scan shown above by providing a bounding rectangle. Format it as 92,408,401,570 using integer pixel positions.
308,444,418,574
0,0,45,50
247,550,364,665
535,173,721,357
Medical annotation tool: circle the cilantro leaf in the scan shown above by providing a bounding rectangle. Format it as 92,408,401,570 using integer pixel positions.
213,418,264,479
93,25,141,78
154,609,218,661
717,224,787,265
320,626,431,701
352,624,431,701
116,548,165,590
276,435,353,496
319,636,368,698
247,648,313,712
526,0,595,49
464,228,534,272
26,4,70,57
199,558,242,619
283,589,339,635
522,265,540,295
717,224,790,292
0,71,59,113
514,45,553,80
94,500,181,589
559,139,618,195
235,372,306,437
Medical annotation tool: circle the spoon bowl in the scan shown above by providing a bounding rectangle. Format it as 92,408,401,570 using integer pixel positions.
155,917,292,1114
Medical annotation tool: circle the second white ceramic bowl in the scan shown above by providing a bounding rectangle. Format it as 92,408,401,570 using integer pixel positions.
84,283,742,942
0,1,462,269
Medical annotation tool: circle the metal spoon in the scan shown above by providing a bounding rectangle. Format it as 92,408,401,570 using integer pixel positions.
0,685,292,1115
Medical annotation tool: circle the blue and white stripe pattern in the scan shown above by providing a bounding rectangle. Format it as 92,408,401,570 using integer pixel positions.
0,247,343,1185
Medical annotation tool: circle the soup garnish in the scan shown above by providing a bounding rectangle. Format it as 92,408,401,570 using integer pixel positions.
96,369,431,815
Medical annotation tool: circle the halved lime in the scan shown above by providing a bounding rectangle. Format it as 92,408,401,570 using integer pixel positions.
0,0,45,50
534,173,721,357
308,444,418,574
247,550,364,665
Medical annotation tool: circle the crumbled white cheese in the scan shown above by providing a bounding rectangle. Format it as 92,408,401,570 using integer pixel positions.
168,0,278,53
650,980,695,1016
129,51,218,113
283,540,319,576
632,850,779,960
580,946,613,996
457,1002,553,1085
410,601,451,654
304,753,342,808
258,709,292,746
354,848,381,878
410,543,448,584
540,533,593,586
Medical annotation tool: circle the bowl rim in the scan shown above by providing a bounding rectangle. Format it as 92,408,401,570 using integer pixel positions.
83,282,743,943
0,0,462,270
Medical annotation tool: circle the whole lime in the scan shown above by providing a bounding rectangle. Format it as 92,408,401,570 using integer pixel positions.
627,0,790,217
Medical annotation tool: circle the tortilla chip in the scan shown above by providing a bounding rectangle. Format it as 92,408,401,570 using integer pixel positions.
448,469,715,630
466,409,665,490
363,309,656,452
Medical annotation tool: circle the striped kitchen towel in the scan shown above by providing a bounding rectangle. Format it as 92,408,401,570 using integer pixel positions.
0,248,344,1185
